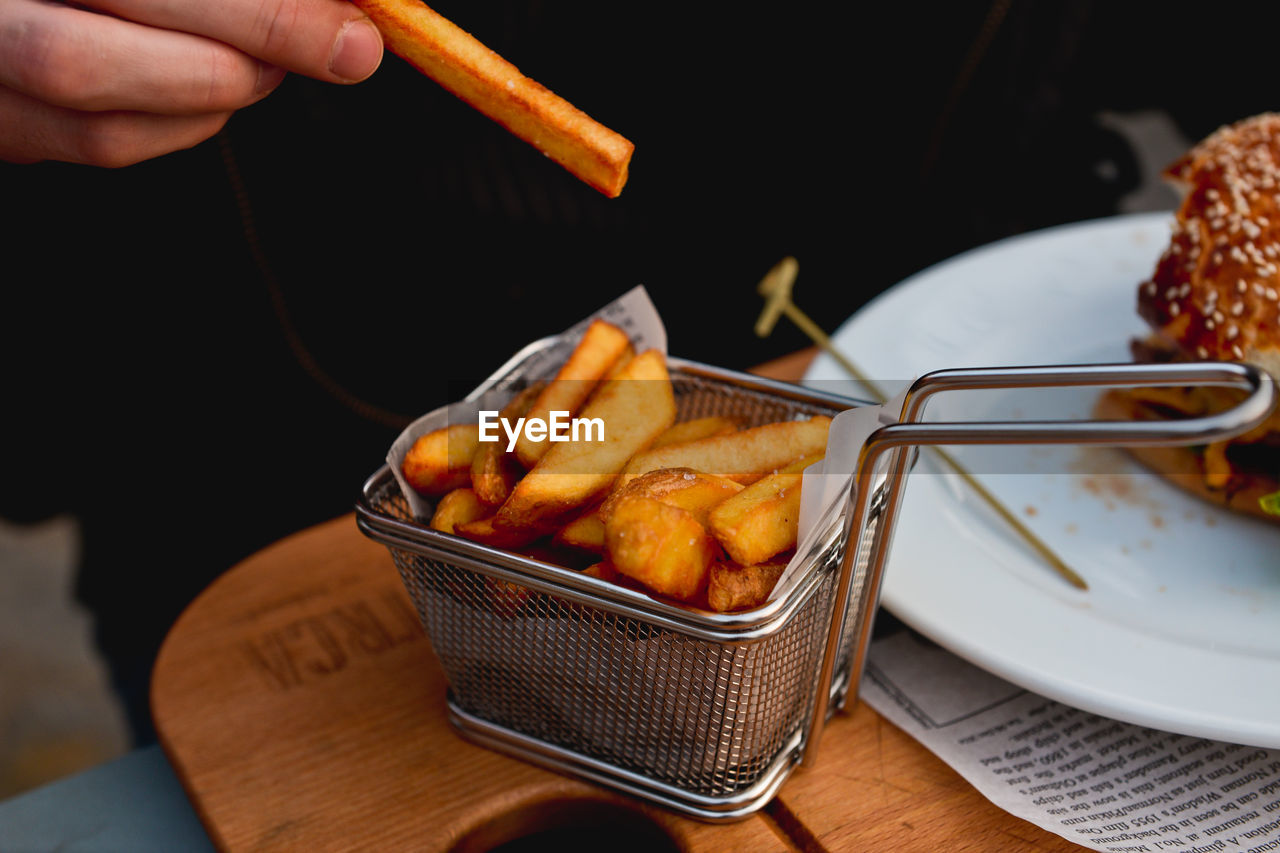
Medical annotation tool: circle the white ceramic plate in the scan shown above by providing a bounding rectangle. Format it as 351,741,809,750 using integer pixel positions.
805,213,1280,747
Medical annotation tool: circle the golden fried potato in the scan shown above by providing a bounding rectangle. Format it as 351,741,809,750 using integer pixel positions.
602,342,637,381
429,488,490,534
495,348,676,532
650,416,739,449
777,452,824,474
707,558,789,612
471,381,544,507
350,0,634,197
582,560,621,583
618,416,831,488
482,576,536,619
707,472,803,566
599,467,742,527
514,319,632,468
604,495,718,602
455,516,545,549
402,423,482,496
553,508,606,553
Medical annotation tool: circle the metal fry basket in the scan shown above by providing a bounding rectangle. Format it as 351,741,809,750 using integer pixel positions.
356,338,1275,822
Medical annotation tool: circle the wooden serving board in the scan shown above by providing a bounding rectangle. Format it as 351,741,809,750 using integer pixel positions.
152,514,1087,852
152,352,1084,851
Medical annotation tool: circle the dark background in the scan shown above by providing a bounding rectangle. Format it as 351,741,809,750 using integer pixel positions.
2,0,1277,743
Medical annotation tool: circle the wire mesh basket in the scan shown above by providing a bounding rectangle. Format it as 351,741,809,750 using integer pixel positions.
356,336,1276,822
356,341,870,820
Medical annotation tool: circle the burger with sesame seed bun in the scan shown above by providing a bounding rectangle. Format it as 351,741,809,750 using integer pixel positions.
1096,112,1280,523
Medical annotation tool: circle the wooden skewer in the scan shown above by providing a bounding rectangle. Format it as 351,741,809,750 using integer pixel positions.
755,257,1089,591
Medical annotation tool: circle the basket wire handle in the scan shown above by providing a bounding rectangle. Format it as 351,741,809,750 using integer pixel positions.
801,361,1276,767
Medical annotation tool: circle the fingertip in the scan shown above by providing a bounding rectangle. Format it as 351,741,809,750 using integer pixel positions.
254,63,288,98
328,18,383,84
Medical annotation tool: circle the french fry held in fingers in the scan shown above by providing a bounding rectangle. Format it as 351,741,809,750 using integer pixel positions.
604,496,718,602
514,320,632,468
471,381,544,507
649,416,739,449
350,0,634,197
618,416,832,488
402,423,482,496
708,472,803,567
494,348,676,533
599,467,742,526
429,488,489,534
707,558,789,612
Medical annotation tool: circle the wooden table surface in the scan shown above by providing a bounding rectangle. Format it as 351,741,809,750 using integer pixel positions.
151,351,1086,852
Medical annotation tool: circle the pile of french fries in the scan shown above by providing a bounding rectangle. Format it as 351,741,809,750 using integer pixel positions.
401,320,831,612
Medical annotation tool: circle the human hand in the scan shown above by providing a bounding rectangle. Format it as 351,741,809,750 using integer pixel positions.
0,0,384,167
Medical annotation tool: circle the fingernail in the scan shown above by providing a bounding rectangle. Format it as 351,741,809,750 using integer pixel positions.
256,63,287,94
329,18,383,83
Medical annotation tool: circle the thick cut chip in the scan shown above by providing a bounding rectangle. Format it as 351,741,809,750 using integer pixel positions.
604,496,717,602
601,343,636,382
455,516,545,549
707,472,802,566
650,416,738,449
619,416,831,487
429,488,490,534
554,508,606,553
599,467,742,526
707,559,789,612
495,348,675,532
350,0,634,197
514,319,632,468
777,453,824,474
402,423,481,496
582,560,621,582
471,381,544,506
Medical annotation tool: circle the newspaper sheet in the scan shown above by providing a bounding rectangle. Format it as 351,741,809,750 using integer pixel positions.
862,631,1280,853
